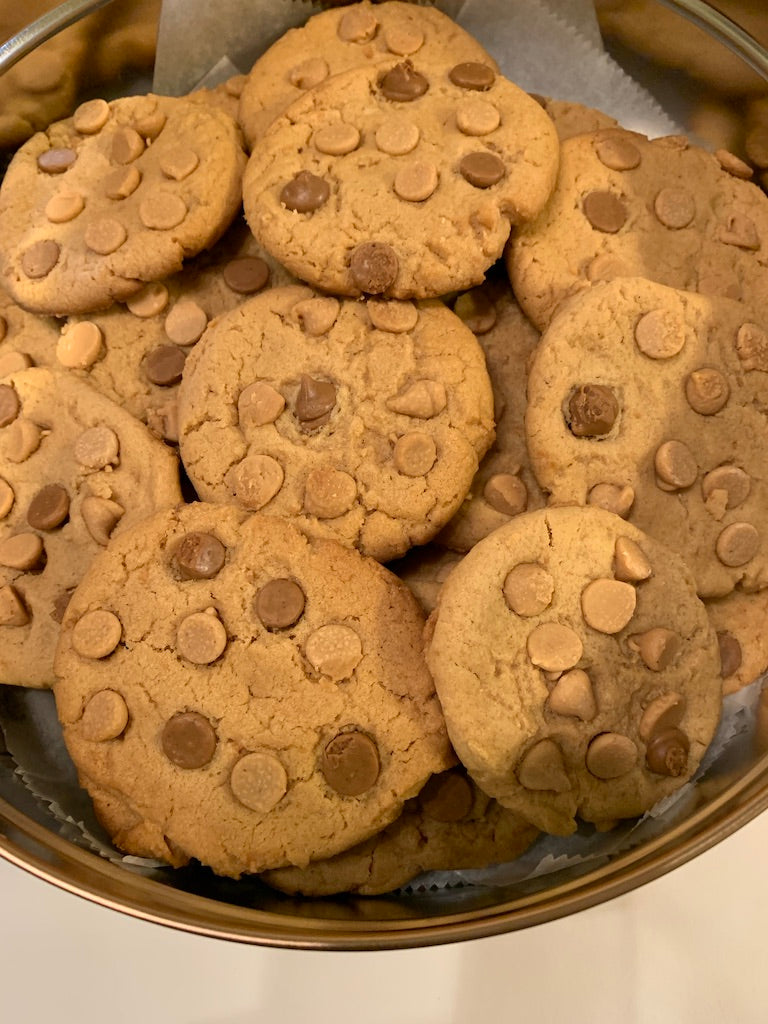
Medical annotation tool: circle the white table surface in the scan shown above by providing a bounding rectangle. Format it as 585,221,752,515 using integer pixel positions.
1,807,766,1024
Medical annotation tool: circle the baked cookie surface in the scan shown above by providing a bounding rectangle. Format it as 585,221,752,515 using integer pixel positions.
243,58,559,299
178,285,495,562
0,286,59,378
425,506,722,835
53,504,451,877
706,589,768,696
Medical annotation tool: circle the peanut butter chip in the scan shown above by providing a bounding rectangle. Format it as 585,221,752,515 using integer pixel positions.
655,440,697,489
527,622,583,672
586,253,630,282
306,624,363,680
80,690,128,742
0,352,32,377
0,533,43,570
453,288,497,333
45,190,84,224
375,119,419,155
111,127,145,164
256,579,305,629
57,321,102,369
350,242,398,293
719,213,760,250
394,432,437,476
503,563,554,616
717,632,742,677
0,585,28,626
160,147,199,181
484,474,528,516
74,425,120,469
21,240,60,278
631,627,681,671
6,418,42,462
634,308,685,359
0,385,20,426
81,496,123,545
140,193,187,230
548,669,597,721
456,98,500,136
386,23,424,54
73,98,109,134
177,609,227,664
0,478,14,519
223,257,270,295
338,7,378,42
567,384,618,437
127,282,169,318
293,297,340,335
27,484,69,530
289,57,329,90
702,465,751,510
653,187,696,229
517,739,571,792
735,322,768,372
449,62,496,91
164,300,208,346
238,381,285,427
314,124,360,156
304,467,357,518
685,367,730,414
386,379,445,418
639,692,686,742
37,148,77,174
581,579,636,634
84,218,126,255
104,165,141,200
583,190,627,232
133,107,167,140
175,532,226,580
394,160,438,202
295,375,336,430
460,152,505,188
716,522,759,566
161,711,217,769
367,299,418,334
280,172,330,213
230,753,288,812
586,733,637,779
614,536,652,582
144,345,186,386
419,770,474,822
715,149,752,179
594,134,642,170
228,455,284,510
379,61,429,102
321,731,380,797
72,609,122,659
646,727,689,776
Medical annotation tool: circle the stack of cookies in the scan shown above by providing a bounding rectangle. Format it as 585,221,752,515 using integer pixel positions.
0,0,761,896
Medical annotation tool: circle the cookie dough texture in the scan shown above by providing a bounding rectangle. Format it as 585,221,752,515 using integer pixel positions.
54,504,451,877
0,286,59,377
706,589,768,696
425,506,722,835
0,94,246,315
526,277,768,598
178,285,495,561
237,0,497,148
243,59,559,299
262,767,538,896
0,367,181,688
508,128,768,330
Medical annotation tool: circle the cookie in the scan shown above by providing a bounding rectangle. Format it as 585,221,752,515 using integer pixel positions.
243,58,559,299
187,75,248,122
53,504,451,877
508,127,768,330
177,285,495,561
707,590,768,696
425,505,722,835
237,0,497,148
436,276,545,552
525,277,768,598
0,285,59,377
389,544,463,616
0,94,246,315
531,95,619,141
0,367,181,688
261,766,538,896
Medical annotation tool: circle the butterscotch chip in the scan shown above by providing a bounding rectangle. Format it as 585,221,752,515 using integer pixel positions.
581,579,636,634
45,190,84,224
305,623,363,680
74,425,119,469
81,496,124,546
452,287,497,334
384,24,424,56
547,668,597,721
567,384,618,437
21,240,59,278
350,242,399,294
338,6,378,42
0,585,29,626
701,465,751,510
393,160,438,202
638,692,686,743
393,432,437,476
144,345,186,387
375,119,419,155
322,731,380,796
5,418,42,463
517,738,571,792
0,385,20,426
634,308,685,359
646,727,689,777
230,752,288,812
582,190,627,232
103,165,141,200
111,127,145,165
685,367,730,414
418,770,474,822
161,711,217,769
613,537,652,582
386,379,445,417
314,124,361,156
449,62,495,91
456,98,500,136
368,299,418,334
222,257,270,295
655,440,697,489
0,478,14,519
255,578,305,629
594,134,641,171
80,690,129,742
164,300,208,346
527,621,583,671
139,193,187,230
586,733,637,779
717,632,742,678
280,172,330,214
127,282,169,318
715,149,752,180
176,609,227,664
227,455,284,510
84,218,127,255
716,522,759,567
289,57,328,90
37,148,77,174
460,152,505,188
57,321,102,369
175,532,226,580
303,467,356,518
27,484,69,531
631,627,681,671
238,382,285,428
72,609,122,659
503,563,554,617
73,98,109,134
654,187,696,229
160,147,199,181
483,474,527,516
294,297,340,336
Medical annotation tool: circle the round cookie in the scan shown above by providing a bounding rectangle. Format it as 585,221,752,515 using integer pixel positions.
425,505,722,835
706,590,768,696
437,277,545,552
0,94,246,316
261,767,539,896
526,277,768,598
0,367,181,688
243,58,559,299
177,285,495,561
237,1,497,148
53,504,451,877
508,127,768,330
0,285,59,378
